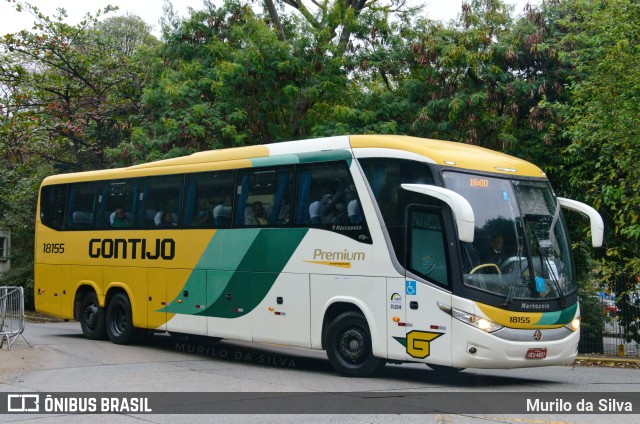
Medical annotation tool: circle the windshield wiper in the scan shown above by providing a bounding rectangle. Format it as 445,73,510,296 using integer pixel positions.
503,252,524,307
529,226,566,308
504,222,526,307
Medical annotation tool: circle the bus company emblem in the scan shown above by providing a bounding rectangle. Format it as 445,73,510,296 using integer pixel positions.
88,238,175,260
533,330,542,341
393,330,443,359
304,248,365,268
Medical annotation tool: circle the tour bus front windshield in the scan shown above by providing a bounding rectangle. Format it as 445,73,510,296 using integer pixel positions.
442,172,575,304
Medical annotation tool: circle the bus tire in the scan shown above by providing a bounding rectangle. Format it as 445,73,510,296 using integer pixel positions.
79,292,107,340
106,292,139,344
326,311,384,377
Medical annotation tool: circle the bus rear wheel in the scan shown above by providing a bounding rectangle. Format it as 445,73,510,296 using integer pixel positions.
326,312,384,377
79,292,107,340
106,293,140,344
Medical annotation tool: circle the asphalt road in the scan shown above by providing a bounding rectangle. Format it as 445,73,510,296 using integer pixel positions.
1,322,639,423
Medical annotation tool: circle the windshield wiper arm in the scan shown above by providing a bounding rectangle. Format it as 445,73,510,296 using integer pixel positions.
541,254,565,307
503,254,523,307
529,227,566,307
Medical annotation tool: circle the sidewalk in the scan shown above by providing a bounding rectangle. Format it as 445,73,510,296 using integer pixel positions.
575,354,640,368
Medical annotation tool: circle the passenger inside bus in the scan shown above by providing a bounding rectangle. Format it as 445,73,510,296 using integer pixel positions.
191,204,212,226
345,185,361,223
110,207,132,228
308,194,330,224
155,211,177,228
319,186,347,224
245,201,268,226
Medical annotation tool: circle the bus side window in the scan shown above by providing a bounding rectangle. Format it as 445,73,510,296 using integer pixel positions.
137,175,183,229
66,183,97,230
183,171,235,228
98,180,137,230
294,161,358,226
235,167,292,227
40,184,68,231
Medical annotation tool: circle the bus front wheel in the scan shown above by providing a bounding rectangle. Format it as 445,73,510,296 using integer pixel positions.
79,292,106,340
106,293,139,344
326,312,384,377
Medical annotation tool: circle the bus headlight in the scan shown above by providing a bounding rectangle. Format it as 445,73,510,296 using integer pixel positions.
565,316,581,332
440,304,503,333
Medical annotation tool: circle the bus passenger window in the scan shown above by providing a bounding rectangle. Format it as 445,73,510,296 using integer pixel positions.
40,184,67,230
294,162,359,226
138,176,183,229
99,180,137,230
183,171,234,228
66,183,97,230
236,167,292,227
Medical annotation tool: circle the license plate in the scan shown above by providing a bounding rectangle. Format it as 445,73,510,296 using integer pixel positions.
525,348,547,359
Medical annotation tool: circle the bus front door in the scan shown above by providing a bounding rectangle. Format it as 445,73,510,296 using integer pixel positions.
403,206,454,368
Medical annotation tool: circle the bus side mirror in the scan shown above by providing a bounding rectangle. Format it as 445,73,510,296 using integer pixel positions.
557,197,604,248
401,184,475,243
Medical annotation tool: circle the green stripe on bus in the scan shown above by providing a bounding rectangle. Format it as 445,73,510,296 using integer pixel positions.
165,228,308,318
251,155,300,167
296,150,352,164
198,228,308,318
249,150,352,168
535,303,578,325
163,230,260,314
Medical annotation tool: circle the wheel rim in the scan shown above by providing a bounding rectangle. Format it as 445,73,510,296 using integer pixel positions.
83,304,99,330
338,327,366,364
110,304,127,336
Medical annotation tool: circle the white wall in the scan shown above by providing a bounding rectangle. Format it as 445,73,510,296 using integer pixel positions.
0,229,10,276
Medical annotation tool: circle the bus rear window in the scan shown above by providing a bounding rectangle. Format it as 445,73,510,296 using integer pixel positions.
40,185,67,230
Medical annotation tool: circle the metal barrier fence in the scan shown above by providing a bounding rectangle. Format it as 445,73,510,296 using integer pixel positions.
0,286,31,350
578,280,639,357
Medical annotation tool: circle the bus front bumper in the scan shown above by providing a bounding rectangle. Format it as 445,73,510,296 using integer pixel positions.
450,319,580,369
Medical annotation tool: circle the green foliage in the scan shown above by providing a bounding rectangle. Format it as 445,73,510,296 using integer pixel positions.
0,2,158,170
577,286,606,354
0,163,52,308
557,0,640,341
127,0,354,160
0,2,157,298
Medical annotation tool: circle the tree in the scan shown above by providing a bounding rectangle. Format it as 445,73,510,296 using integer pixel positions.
0,2,158,300
559,0,640,343
311,0,574,175
0,2,158,170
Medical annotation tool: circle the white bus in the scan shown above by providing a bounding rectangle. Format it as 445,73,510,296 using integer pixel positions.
35,135,603,376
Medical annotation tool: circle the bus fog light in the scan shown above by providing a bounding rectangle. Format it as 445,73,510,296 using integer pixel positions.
468,346,477,354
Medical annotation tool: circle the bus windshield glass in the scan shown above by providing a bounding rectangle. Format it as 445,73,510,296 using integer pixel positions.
442,172,575,303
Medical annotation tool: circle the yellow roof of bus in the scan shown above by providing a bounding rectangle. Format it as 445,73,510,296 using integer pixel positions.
41,135,545,185
350,135,545,177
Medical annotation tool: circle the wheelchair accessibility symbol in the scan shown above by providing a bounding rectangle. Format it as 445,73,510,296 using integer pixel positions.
406,280,416,296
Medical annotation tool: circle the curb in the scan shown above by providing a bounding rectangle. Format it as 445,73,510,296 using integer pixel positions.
576,355,640,364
